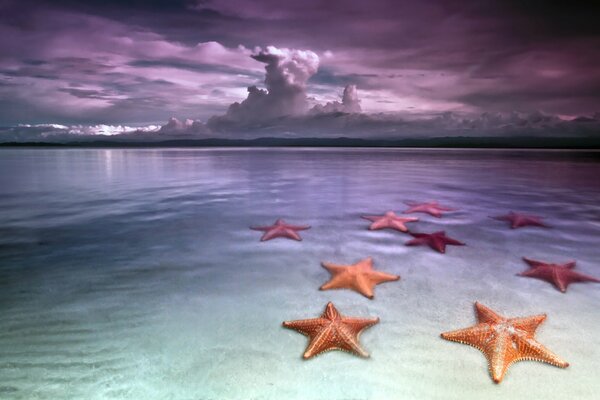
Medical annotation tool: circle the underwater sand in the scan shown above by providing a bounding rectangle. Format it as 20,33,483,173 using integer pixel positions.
0,148,599,399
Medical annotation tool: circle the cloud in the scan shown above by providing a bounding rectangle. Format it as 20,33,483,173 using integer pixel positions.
310,84,361,114
207,46,319,130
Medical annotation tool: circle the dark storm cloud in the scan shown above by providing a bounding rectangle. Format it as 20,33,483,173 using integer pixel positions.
0,0,598,129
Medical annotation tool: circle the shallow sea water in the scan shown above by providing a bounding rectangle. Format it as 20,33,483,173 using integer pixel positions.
0,148,599,400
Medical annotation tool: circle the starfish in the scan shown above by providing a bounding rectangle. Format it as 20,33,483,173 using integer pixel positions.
250,218,310,241
441,302,569,384
361,211,418,232
405,231,465,253
282,302,379,359
319,257,400,299
403,201,456,218
519,257,600,293
491,211,548,229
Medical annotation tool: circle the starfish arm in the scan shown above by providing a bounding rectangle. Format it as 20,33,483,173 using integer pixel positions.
405,237,426,246
354,274,376,299
369,270,400,284
440,323,493,346
522,257,547,268
431,238,447,253
302,325,335,359
319,272,348,291
361,215,381,222
282,318,328,337
389,220,409,232
341,317,380,337
552,272,568,292
475,302,504,324
513,334,569,368
509,314,546,335
336,325,371,357
369,219,390,230
282,228,303,241
286,224,311,230
486,331,519,383
563,261,577,269
260,229,283,241
568,270,600,284
442,237,465,246
249,226,271,231
321,262,348,274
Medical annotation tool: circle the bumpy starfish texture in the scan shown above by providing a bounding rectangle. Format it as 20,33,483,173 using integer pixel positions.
441,302,569,383
282,302,379,359
250,218,310,241
405,231,465,253
320,257,400,299
403,201,456,218
519,257,600,293
361,211,418,232
491,211,548,229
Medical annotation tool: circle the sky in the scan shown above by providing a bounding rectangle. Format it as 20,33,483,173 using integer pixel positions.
0,0,599,141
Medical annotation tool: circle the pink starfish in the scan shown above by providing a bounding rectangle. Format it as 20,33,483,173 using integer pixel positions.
403,201,456,218
491,212,548,229
519,257,600,293
405,231,465,253
361,211,418,232
250,218,311,241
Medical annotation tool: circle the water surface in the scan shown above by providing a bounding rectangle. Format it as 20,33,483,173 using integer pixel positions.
1,148,599,399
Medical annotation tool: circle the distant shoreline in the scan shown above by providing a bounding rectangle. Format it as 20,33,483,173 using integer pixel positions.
1,135,599,149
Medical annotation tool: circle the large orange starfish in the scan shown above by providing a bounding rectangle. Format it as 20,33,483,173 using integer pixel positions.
361,211,418,232
319,257,400,299
441,302,569,383
282,302,379,359
519,257,600,292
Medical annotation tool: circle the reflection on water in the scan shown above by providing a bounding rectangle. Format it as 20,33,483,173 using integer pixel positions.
0,148,599,399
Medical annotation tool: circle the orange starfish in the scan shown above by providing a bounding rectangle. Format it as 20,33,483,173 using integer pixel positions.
282,302,379,359
441,302,569,383
519,257,600,292
361,211,418,232
319,257,400,299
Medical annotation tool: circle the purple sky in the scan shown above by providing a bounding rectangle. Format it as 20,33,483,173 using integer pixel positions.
0,0,599,133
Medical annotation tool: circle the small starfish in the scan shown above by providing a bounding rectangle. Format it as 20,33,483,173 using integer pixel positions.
405,231,465,253
282,302,379,359
519,257,600,293
361,211,418,232
320,257,400,299
441,302,569,383
403,201,456,218
250,218,310,241
491,211,548,229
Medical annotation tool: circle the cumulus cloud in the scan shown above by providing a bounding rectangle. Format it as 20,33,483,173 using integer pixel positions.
310,84,361,114
208,46,319,130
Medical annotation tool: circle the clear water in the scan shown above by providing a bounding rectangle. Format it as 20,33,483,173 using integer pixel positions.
0,148,599,399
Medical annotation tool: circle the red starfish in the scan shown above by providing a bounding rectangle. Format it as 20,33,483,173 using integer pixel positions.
519,257,600,293
361,211,418,232
403,201,456,218
491,212,548,229
405,231,465,253
250,218,311,241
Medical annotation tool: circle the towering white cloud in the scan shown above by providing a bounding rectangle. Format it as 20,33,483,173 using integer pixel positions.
209,46,319,128
310,84,362,114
